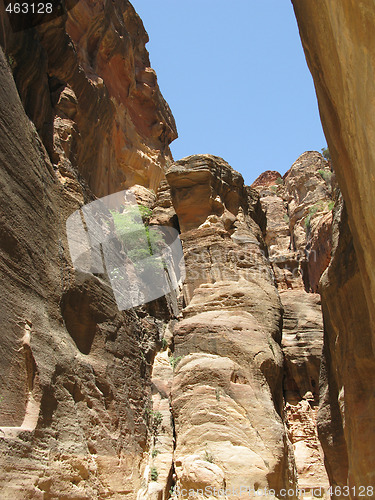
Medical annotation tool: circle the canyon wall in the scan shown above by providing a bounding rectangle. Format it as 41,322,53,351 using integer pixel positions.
138,153,333,499
0,0,176,197
1,0,375,497
0,1,177,497
292,0,375,491
252,152,333,495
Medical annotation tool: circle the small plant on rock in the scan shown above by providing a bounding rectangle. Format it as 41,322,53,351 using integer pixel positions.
151,411,163,436
203,450,215,463
169,355,183,369
318,169,332,183
321,147,331,161
304,203,321,232
150,466,158,481
151,449,160,458
145,408,163,437
215,388,221,401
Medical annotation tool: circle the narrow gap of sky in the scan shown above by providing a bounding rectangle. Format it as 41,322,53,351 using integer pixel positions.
131,0,326,185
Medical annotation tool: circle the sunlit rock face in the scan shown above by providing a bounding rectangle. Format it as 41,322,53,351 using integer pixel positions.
252,153,332,495
252,151,334,292
165,155,298,498
1,0,176,198
293,0,375,491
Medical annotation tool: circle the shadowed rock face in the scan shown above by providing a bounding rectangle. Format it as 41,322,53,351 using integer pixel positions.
0,0,176,197
0,2,178,496
293,0,375,491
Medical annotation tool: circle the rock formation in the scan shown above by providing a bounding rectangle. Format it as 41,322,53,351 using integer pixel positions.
252,153,332,496
1,0,375,498
166,156,297,498
0,0,176,197
293,0,375,492
0,2,177,497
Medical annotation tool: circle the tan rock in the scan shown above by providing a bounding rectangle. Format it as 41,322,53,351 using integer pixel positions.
293,0,375,490
280,290,324,405
165,155,297,496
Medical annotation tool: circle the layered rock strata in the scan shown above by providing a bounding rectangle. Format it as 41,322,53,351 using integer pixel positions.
252,154,332,496
1,0,375,497
164,155,298,498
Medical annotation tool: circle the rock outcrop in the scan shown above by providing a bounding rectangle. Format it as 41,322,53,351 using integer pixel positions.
0,0,176,197
252,151,334,292
166,155,297,498
0,2,178,497
2,0,375,497
293,0,375,491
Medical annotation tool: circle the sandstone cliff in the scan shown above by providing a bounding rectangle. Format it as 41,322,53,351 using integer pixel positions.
252,152,332,495
1,0,375,498
293,0,375,492
0,0,176,197
0,2,177,497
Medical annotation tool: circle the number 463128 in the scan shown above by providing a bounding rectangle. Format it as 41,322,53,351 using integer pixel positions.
5,3,53,14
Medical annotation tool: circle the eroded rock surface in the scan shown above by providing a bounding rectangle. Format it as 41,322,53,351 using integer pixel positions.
0,0,176,198
293,0,375,491
253,153,332,495
0,2,178,496
166,155,297,498
252,151,334,292
2,0,374,496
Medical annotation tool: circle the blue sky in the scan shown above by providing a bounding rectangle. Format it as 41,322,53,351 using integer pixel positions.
131,0,326,185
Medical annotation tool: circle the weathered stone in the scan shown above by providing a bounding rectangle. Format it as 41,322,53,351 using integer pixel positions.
281,290,324,405
293,0,375,490
1,0,176,197
166,155,297,497
252,152,333,292
0,14,175,498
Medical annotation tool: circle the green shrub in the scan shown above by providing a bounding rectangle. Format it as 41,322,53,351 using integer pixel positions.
318,169,332,183
169,355,183,369
270,185,278,193
275,177,283,185
150,466,158,481
151,449,160,458
161,338,168,350
284,214,290,224
328,201,335,211
151,411,163,435
7,54,15,69
321,147,331,161
304,204,321,230
110,205,164,276
145,408,163,436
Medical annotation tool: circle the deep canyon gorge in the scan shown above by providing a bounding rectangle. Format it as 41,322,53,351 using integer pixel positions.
0,0,374,499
